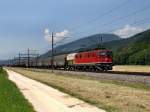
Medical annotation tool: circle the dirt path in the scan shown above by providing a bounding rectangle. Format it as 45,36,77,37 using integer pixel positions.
6,69,105,112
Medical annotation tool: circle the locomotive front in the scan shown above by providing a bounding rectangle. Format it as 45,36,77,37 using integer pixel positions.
97,50,113,70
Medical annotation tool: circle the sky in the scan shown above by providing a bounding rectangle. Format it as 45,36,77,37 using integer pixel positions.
0,0,150,60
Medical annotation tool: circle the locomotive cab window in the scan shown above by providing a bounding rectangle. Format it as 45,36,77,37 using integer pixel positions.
107,51,113,57
99,51,112,57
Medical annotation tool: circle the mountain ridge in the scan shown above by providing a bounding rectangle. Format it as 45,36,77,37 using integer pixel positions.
41,33,121,58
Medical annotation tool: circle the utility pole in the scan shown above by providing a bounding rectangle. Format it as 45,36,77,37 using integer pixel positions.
36,54,39,67
51,32,54,73
17,49,39,68
27,48,30,67
13,57,16,66
100,35,103,49
19,52,21,66
45,30,70,72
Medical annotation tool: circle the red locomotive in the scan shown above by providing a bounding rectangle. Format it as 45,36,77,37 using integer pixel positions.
66,49,113,71
75,50,112,64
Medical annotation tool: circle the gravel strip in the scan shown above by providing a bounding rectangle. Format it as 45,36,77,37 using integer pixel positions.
54,70,150,84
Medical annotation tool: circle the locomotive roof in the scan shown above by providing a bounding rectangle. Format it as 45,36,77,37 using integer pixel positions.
76,49,111,54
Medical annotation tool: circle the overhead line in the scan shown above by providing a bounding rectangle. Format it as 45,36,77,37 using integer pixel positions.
74,4,150,37
108,16,150,33
69,0,131,31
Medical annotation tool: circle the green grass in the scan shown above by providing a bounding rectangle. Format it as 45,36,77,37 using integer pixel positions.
0,68,35,112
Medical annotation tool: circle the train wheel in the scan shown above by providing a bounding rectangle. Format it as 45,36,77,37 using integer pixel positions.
104,67,108,71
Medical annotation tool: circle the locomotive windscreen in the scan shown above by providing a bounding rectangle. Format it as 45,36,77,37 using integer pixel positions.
99,51,112,57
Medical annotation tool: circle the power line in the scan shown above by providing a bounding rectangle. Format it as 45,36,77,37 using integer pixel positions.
69,0,131,32
98,5,150,30
40,0,137,52
39,15,150,56
106,16,150,35
74,4,150,37
13,49,39,67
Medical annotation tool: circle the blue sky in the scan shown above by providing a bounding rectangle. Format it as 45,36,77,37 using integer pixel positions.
0,0,150,60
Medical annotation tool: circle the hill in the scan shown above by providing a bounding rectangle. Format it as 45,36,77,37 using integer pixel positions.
41,34,120,58
110,29,150,65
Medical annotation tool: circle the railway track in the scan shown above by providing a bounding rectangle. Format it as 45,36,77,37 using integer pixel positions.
54,70,150,84
29,66,150,76
106,71,150,76
20,67,150,85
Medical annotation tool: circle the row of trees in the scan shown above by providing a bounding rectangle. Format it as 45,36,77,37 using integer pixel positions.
113,49,150,65
113,35,150,65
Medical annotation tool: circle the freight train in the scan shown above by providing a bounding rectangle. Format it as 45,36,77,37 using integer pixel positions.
34,49,113,71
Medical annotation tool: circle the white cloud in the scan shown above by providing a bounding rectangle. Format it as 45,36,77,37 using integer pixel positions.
55,30,69,38
44,28,50,34
44,28,51,43
113,25,144,38
44,29,70,43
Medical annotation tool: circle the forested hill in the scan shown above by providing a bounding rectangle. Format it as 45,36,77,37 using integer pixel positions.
110,29,150,65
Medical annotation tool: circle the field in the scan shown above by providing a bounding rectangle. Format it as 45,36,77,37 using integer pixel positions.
113,65,150,73
0,68,35,112
9,67,150,112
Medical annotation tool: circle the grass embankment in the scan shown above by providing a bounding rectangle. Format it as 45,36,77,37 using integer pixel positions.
113,65,150,73
0,68,35,112
9,67,150,112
